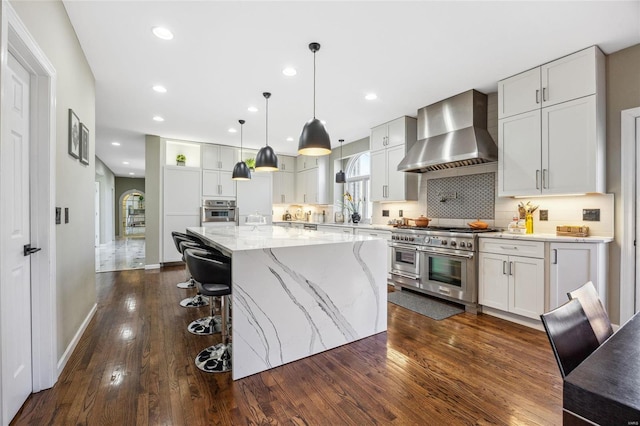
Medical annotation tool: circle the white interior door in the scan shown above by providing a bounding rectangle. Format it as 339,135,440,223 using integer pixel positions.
95,182,100,246
636,117,640,314
1,52,33,424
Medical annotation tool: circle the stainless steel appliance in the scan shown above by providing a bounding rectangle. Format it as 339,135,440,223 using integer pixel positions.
390,226,494,312
201,199,237,225
397,90,497,173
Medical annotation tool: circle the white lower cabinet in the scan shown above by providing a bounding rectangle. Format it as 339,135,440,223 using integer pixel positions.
479,239,545,320
548,242,605,311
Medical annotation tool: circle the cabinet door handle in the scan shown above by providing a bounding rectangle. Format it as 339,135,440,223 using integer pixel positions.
552,249,558,264
536,170,541,190
218,161,222,169
282,163,286,171
543,169,548,189
535,89,540,104
509,262,514,276
503,260,507,275
542,87,547,102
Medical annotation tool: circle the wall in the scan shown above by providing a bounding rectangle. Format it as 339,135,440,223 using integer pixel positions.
114,176,145,236
95,157,115,244
145,135,161,267
606,43,640,323
11,0,97,361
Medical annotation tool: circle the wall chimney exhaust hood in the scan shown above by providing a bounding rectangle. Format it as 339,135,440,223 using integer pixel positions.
397,90,497,173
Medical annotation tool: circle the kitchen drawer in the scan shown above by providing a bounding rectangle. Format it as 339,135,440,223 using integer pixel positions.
318,225,353,235
479,238,544,258
355,229,391,240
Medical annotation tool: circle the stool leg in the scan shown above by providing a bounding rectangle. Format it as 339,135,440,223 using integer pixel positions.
195,294,232,373
180,292,209,308
187,296,222,335
177,277,195,289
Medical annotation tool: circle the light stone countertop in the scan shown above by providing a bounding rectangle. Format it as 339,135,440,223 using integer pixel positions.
188,225,385,253
272,221,394,232
478,231,613,243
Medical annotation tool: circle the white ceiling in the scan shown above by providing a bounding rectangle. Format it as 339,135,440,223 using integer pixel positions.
63,1,640,178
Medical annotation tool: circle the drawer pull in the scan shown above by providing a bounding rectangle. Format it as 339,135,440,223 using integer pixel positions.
500,246,518,250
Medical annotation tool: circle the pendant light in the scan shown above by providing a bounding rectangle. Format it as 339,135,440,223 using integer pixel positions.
335,139,346,183
298,42,331,156
255,92,278,171
232,119,251,180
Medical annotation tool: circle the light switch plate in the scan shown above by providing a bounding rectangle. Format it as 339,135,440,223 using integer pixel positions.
399,210,403,217
583,209,600,221
382,210,389,217
539,210,548,221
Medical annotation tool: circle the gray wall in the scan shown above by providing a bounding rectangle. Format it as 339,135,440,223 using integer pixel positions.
95,157,115,244
145,135,161,266
114,177,145,236
11,0,97,361
607,43,640,323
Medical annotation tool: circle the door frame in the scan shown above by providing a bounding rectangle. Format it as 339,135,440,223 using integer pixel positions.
620,106,640,322
0,1,57,395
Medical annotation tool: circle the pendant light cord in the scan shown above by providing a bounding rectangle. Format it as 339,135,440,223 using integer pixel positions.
265,96,269,147
313,50,316,119
240,122,243,156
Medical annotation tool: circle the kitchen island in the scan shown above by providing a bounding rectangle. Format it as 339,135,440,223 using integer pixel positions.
187,225,388,380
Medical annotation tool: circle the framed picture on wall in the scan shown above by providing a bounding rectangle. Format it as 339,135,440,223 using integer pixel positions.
79,123,89,165
68,109,80,159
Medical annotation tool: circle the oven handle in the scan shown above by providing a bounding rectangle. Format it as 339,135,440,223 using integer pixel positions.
416,247,474,259
390,243,418,251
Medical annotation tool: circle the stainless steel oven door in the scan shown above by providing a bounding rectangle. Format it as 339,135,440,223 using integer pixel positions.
390,243,420,279
418,247,476,303
201,206,237,224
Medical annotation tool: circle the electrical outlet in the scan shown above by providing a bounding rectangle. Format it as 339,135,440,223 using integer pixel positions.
539,210,548,221
399,210,403,217
382,210,389,217
583,209,600,221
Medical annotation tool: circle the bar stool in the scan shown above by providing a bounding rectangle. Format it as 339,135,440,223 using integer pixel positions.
184,248,233,373
171,232,199,289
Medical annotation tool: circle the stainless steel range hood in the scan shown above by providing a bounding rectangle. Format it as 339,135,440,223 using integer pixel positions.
397,90,497,173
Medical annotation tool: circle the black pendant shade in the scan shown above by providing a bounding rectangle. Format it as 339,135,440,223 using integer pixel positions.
299,118,332,156
232,119,251,180
335,138,346,183
256,92,278,171
298,42,331,156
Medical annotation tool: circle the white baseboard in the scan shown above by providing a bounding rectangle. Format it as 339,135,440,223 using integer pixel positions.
481,306,544,331
145,264,160,270
57,303,97,376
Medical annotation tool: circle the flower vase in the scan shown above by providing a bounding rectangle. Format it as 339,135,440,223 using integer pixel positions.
525,213,533,234
351,213,361,224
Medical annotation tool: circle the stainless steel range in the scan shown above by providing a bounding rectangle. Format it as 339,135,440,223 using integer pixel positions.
390,226,494,313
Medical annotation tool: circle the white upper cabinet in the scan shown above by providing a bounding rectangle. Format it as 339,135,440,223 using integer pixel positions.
278,155,296,172
370,116,418,202
202,170,236,198
202,144,239,171
295,156,328,204
296,155,320,171
272,155,296,204
498,46,605,197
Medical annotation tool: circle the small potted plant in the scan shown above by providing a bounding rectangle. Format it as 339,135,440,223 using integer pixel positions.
245,158,256,170
176,154,186,166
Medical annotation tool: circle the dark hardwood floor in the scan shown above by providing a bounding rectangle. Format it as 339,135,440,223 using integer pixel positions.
12,266,562,425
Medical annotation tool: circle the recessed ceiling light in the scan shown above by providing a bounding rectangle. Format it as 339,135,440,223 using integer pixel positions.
228,128,237,133
247,106,258,112
286,137,294,142
152,26,173,40
153,116,164,122
129,172,135,176
365,93,378,100
111,142,121,146
153,85,167,93
282,67,297,76
123,161,129,165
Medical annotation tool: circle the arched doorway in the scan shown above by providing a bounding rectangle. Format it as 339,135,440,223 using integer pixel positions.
118,189,145,237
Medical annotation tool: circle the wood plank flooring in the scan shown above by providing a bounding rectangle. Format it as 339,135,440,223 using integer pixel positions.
12,266,562,425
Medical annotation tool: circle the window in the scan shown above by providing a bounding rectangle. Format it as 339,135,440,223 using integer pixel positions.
339,152,371,222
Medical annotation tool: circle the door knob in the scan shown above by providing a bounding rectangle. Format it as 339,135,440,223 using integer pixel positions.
24,244,42,256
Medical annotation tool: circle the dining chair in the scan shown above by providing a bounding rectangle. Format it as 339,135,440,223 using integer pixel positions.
567,281,613,345
540,298,601,378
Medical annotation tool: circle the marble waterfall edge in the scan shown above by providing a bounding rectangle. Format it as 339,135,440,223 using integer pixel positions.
231,239,388,379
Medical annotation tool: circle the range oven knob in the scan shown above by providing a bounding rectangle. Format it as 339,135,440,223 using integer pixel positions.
410,237,415,242
450,241,457,247
459,242,466,248
467,243,473,250
441,240,447,246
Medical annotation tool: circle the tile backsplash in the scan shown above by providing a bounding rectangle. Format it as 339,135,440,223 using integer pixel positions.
426,172,495,219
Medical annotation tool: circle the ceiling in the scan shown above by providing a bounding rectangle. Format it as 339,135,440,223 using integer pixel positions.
63,1,640,178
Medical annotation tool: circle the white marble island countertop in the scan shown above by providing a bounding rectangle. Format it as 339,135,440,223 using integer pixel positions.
188,225,383,254
187,224,388,380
